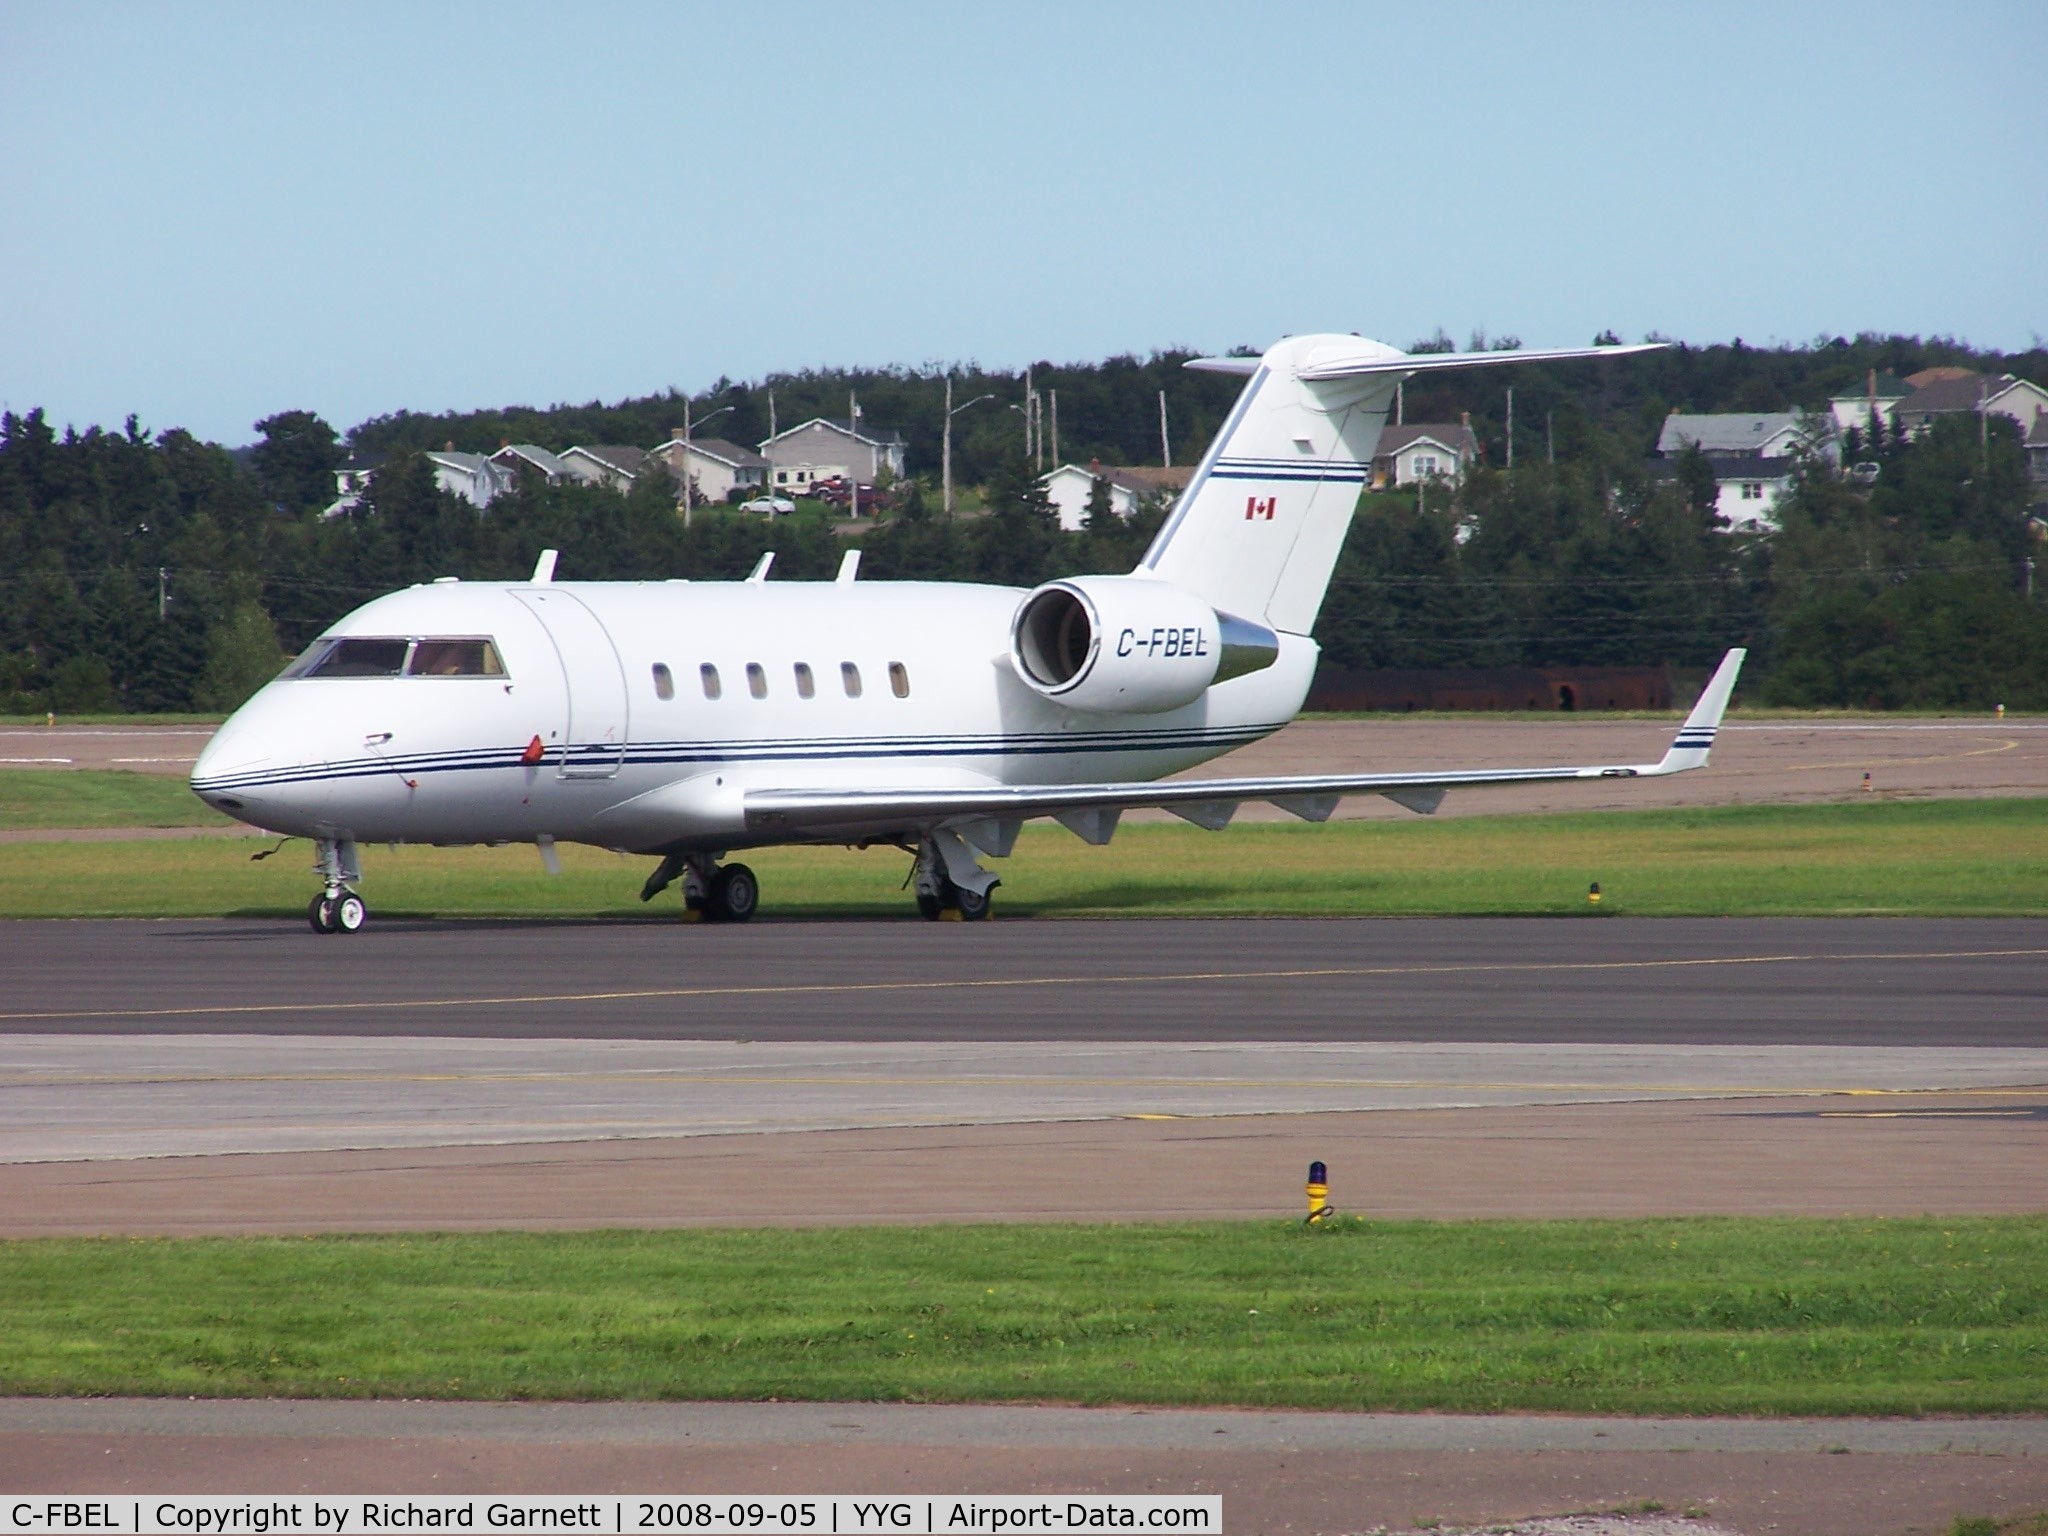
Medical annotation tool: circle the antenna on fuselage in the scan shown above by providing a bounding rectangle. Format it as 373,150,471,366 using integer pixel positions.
836,549,861,585
746,552,775,584
530,549,558,585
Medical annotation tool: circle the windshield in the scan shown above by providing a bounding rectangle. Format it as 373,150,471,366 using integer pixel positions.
282,636,506,679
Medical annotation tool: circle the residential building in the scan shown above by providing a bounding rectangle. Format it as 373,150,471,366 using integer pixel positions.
559,445,647,492
1038,462,1192,532
489,443,571,482
2027,406,2048,503
1647,456,1796,534
1371,422,1481,489
1890,372,2048,441
425,449,514,509
1827,371,1910,442
1655,411,1821,461
320,452,384,519
649,433,770,504
760,417,907,494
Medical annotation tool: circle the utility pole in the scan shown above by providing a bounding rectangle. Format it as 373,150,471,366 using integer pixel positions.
1547,411,1554,465
1395,380,1403,427
1158,390,1171,468
767,388,776,442
681,400,695,529
849,391,860,521
1049,388,1059,468
157,567,168,621
942,377,994,517
1506,387,1514,469
1023,367,1034,460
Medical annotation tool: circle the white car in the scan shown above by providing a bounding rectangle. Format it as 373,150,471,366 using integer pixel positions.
739,495,797,515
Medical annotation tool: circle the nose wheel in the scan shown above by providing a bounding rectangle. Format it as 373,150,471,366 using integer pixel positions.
308,889,369,934
307,838,368,935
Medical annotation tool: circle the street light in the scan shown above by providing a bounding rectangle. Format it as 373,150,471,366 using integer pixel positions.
680,400,736,528
943,377,995,516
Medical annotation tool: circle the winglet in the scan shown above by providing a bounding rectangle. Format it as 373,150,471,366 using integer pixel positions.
1650,648,1746,774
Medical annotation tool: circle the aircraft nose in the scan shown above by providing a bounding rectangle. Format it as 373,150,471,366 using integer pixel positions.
190,688,325,827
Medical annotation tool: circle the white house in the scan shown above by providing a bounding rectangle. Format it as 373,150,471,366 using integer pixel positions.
649,434,770,504
1655,411,1826,461
1891,372,2048,441
1827,371,1910,442
760,417,907,493
2026,406,2048,504
559,445,647,491
320,452,384,519
489,443,571,482
1372,422,1480,489
424,450,514,508
1038,463,1192,532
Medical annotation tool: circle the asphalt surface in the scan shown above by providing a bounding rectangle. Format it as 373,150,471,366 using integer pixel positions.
3,916,2043,1044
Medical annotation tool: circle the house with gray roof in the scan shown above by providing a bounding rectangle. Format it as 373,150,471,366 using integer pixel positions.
649,434,771,504
425,450,514,508
1371,422,1481,489
1655,411,1819,460
559,444,648,491
760,417,907,495
490,443,572,482
1891,372,2048,441
1828,371,1911,441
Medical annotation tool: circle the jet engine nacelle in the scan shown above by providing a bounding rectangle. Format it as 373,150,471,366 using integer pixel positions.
1009,575,1280,714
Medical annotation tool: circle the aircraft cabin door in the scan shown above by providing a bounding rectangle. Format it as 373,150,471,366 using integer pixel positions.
511,589,629,778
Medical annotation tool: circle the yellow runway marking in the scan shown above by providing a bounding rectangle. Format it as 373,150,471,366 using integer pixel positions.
2,945,2046,1025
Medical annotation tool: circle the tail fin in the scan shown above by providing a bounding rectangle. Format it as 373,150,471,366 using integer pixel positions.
1141,333,1664,635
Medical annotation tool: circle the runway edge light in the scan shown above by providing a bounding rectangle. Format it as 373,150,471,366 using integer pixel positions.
1306,1160,1330,1224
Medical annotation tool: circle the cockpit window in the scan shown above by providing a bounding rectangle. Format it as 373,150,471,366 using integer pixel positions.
290,637,410,678
283,636,506,679
407,638,505,677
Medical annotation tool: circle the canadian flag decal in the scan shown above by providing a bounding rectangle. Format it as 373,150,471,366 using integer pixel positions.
1244,495,1277,520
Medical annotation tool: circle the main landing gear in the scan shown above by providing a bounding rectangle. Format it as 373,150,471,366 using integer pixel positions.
307,838,369,934
912,830,998,922
641,852,759,923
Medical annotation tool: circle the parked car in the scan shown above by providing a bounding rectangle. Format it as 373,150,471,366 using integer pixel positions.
739,495,797,515
813,477,889,511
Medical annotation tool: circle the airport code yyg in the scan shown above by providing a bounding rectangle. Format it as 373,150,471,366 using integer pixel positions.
6,1501,1219,1535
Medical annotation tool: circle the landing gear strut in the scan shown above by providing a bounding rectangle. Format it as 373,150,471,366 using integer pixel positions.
642,852,759,923
913,830,997,921
307,838,368,934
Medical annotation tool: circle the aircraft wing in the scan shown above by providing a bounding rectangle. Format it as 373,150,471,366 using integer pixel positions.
1184,341,1665,379
745,649,1745,840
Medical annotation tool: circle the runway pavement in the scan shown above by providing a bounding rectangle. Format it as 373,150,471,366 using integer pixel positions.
7,1399,2048,1535
4,916,2046,1043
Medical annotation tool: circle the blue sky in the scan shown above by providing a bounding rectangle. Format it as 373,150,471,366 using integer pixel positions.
4,1,2043,445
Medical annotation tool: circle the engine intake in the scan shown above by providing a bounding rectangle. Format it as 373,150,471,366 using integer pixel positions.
1010,576,1278,714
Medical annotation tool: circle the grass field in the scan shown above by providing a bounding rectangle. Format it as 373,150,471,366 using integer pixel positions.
0,769,232,829
2,1217,2041,1413
1,797,2043,918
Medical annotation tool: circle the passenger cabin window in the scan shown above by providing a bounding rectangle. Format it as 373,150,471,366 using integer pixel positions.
794,662,815,699
408,638,505,677
888,661,910,698
700,663,722,700
840,662,862,698
746,662,768,699
652,663,675,701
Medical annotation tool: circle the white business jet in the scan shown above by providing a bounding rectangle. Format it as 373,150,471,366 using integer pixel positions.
191,333,1745,933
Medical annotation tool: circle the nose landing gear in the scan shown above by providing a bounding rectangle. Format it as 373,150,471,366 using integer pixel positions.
307,838,369,935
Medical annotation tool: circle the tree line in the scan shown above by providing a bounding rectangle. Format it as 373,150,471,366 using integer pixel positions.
2,331,2043,715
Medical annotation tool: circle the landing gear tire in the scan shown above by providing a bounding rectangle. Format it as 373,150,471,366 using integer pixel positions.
309,894,337,933
332,891,368,933
707,863,759,923
915,889,943,921
954,884,992,922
